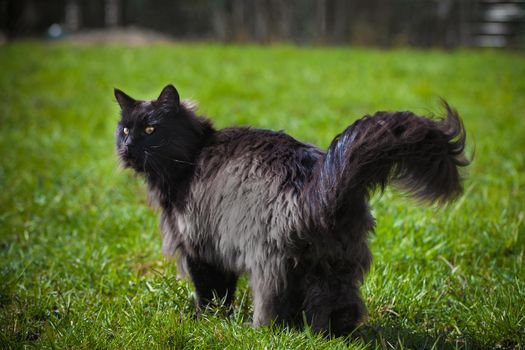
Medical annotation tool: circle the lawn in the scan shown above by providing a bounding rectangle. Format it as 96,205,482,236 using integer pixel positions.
0,42,524,349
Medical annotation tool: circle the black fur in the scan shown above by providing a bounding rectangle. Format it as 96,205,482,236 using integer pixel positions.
186,255,238,310
115,84,469,336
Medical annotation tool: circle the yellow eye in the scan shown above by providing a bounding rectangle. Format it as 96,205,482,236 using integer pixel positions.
145,126,155,134
123,127,129,135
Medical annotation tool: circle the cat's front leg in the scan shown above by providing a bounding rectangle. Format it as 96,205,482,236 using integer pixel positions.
250,272,302,328
251,281,279,327
186,255,238,311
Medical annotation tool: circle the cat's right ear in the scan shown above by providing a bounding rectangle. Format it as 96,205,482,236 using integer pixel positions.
114,88,136,111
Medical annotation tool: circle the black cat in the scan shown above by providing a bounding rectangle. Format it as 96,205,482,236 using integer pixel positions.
115,84,468,336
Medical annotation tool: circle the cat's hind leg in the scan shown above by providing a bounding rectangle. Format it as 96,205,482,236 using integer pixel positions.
186,255,238,311
326,286,367,337
250,264,366,335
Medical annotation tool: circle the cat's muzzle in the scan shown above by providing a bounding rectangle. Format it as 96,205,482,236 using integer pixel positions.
119,147,145,172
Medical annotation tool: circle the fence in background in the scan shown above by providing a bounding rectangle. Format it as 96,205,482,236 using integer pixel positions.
1,0,524,48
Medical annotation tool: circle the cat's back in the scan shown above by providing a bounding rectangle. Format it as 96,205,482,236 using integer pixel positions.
198,127,322,181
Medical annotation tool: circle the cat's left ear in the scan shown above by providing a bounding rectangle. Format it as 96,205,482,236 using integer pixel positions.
157,84,180,111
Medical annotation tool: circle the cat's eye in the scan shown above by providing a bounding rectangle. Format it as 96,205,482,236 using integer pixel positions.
123,127,129,135
145,126,155,135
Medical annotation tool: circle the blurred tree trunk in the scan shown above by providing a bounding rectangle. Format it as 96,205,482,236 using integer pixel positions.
376,0,392,47
333,0,348,43
273,0,292,40
232,0,245,40
65,0,80,31
211,0,228,41
254,0,269,42
458,0,471,46
105,0,120,27
317,0,327,42
5,0,28,38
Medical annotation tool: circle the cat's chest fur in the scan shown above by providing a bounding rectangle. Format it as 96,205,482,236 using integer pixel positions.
154,128,320,275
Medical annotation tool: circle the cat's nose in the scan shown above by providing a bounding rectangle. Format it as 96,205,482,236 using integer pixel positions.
124,137,134,148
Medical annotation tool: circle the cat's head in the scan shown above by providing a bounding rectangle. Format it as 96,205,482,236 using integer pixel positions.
114,84,207,175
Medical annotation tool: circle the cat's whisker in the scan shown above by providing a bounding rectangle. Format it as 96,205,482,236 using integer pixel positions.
168,158,195,165
149,138,171,149
144,152,165,180
145,149,196,166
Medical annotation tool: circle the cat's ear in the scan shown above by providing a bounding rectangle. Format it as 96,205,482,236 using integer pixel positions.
157,84,180,110
114,88,136,111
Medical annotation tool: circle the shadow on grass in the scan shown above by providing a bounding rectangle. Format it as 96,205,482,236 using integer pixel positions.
356,322,489,350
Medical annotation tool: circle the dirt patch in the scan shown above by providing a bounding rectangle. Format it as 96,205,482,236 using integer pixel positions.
64,27,176,45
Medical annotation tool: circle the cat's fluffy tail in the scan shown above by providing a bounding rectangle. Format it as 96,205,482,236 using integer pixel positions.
306,102,469,228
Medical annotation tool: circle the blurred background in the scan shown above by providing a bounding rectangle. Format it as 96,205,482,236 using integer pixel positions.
1,0,525,48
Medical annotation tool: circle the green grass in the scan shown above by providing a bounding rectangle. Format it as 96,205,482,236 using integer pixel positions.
0,42,524,349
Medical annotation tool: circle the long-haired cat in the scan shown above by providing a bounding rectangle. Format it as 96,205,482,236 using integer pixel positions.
114,84,468,336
